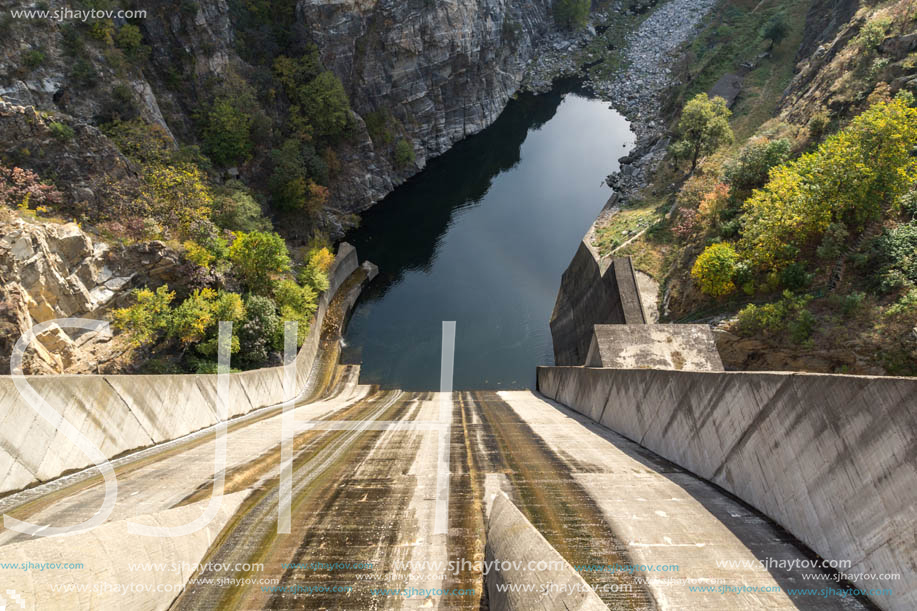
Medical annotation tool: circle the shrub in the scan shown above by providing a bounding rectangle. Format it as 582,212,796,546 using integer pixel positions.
48,122,75,142
212,182,270,232
22,49,45,70
829,291,866,318
228,231,291,294
761,12,789,49
735,291,814,342
364,110,394,145
114,24,144,57
395,139,416,168
554,0,590,30
808,111,831,142
723,138,790,201
740,97,917,273
273,279,317,345
238,295,283,365
0,165,63,209
112,285,175,346
299,247,333,293
301,71,352,138
854,17,891,52
691,242,739,297
201,98,253,167
874,223,917,292
670,94,733,172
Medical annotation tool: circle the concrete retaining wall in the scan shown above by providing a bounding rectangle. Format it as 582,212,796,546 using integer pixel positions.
486,491,608,611
549,240,646,366
537,366,917,611
0,243,364,496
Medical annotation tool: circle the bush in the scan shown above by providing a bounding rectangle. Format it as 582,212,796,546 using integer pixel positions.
740,97,917,273
48,122,75,142
0,165,63,209
724,138,790,201
299,247,333,293
394,139,415,168
735,291,814,343
554,0,590,30
671,94,733,172
273,279,317,345
22,49,45,70
201,98,253,167
212,182,270,232
269,139,329,212
228,231,291,294
854,17,891,52
761,12,789,49
112,285,175,346
301,71,352,138
829,291,866,318
874,223,917,292
691,242,739,297
808,111,831,142
238,295,283,366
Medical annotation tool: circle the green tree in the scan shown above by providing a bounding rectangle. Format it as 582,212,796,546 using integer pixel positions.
212,182,270,233
202,99,253,167
273,279,317,345
299,247,333,293
394,139,416,168
554,0,590,30
112,285,175,346
671,94,734,173
301,71,352,138
761,12,789,49
238,294,283,366
691,242,739,297
228,231,291,294
740,96,917,272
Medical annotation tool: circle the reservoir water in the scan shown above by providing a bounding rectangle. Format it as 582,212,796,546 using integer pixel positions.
341,85,633,390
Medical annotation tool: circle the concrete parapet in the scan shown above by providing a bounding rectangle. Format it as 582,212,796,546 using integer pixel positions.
0,492,247,610
0,243,366,496
550,240,647,366
485,491,608,611
537,366,917,611
585,324,723,371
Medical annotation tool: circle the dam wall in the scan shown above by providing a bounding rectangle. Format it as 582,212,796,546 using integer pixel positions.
485,491,608,611
537,365,917,611
549,239,647,366
0,243,365,496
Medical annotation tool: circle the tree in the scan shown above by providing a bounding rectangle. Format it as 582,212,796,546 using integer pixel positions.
112,285,175,346
740,96,917,272
238,295,283,366
724,138,791,202
761,12,789,50
671,94,734,173
299,247,333,293
202,99,253,167
228,231,291,294
554,0,590,30
691,242,739,297
301,71,352,138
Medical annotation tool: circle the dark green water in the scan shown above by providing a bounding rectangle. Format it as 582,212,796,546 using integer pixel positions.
341,85,633,390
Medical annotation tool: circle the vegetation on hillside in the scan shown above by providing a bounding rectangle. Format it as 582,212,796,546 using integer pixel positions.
603,0,917,376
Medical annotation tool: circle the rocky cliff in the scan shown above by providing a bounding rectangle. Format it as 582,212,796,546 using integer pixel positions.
0,0,558,222
298,0,555,211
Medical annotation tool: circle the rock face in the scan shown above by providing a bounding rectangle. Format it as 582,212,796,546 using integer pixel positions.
0,214,183,375
299,0,555,211
0,0,558,220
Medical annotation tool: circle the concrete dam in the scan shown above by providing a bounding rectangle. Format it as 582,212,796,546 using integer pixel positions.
0,239,913,611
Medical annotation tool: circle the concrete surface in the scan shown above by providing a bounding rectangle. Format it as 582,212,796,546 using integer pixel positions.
485,491,608,611
0,385,884,610
549,241,647,366
584,324,724,371
537,366,917,611
0,243,363,496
